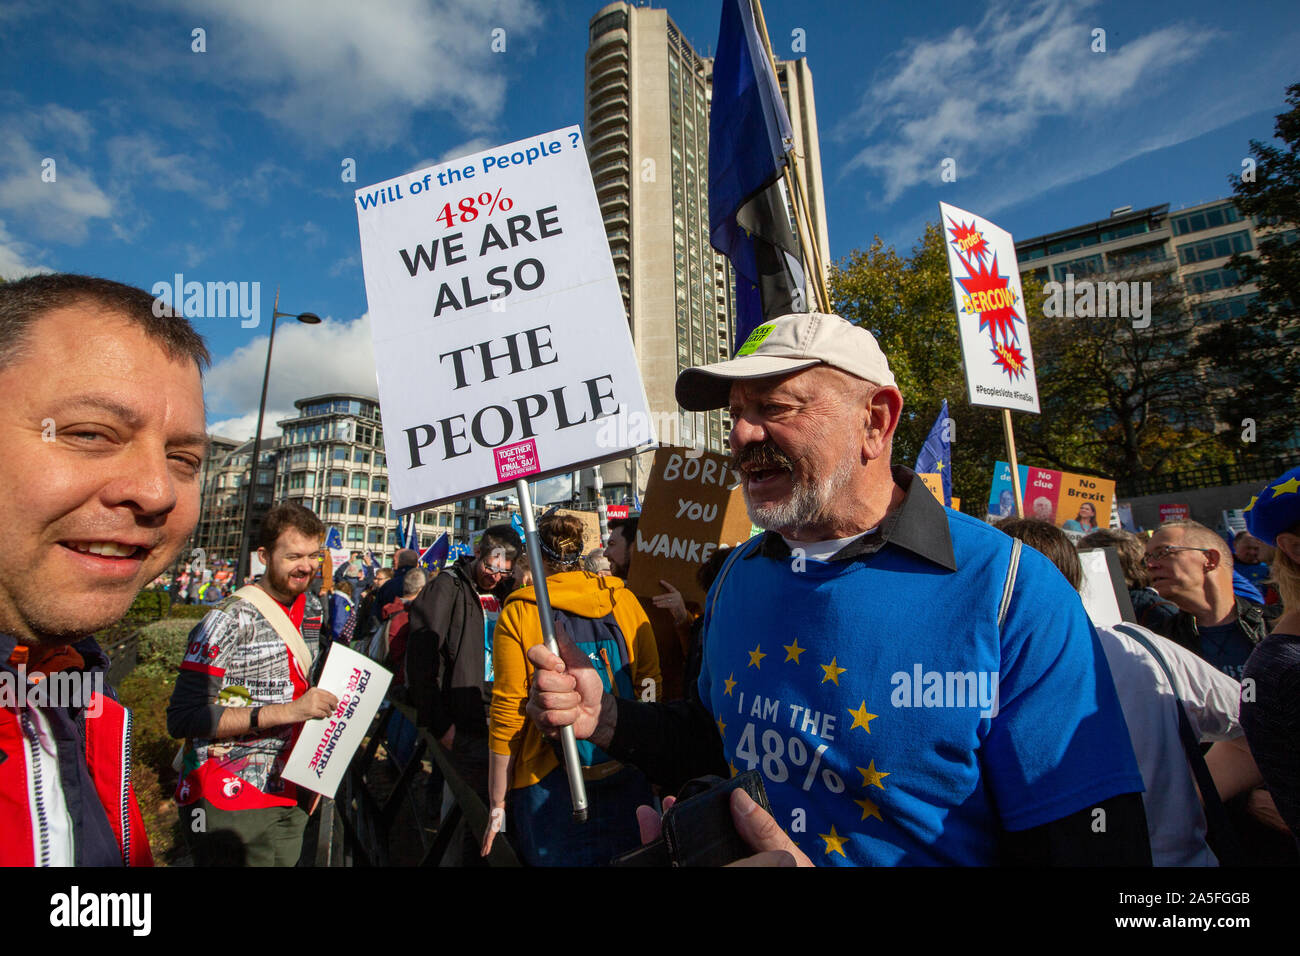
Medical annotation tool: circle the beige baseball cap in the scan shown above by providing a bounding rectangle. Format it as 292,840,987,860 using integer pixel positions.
675,312,896,412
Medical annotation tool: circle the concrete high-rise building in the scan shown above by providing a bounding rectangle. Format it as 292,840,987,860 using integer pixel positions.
1015,197,1290,326
191,435,278,565
1015,197,1293,439
583,1,829,505
273,393,460,556
191,396,508,567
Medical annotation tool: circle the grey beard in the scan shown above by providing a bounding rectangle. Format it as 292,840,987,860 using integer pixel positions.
743,454,856,535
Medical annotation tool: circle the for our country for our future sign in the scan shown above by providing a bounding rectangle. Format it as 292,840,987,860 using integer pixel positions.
355,126,655,511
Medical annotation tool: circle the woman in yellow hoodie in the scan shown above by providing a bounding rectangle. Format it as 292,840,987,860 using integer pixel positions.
481,513,661,865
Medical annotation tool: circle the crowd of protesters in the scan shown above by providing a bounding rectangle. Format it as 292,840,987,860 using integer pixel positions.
3,273,1297,869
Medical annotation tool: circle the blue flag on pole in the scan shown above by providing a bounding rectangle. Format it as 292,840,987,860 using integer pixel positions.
406,515,421,551
420,532,450,572
510,511,526,543
325,526,343,550
709,0,806,351
914,400,952,507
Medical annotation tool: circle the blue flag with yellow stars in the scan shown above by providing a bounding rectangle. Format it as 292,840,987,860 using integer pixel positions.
420,532,450,572
914,400,952,506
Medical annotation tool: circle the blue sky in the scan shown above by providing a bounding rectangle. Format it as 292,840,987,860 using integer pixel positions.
1,0,1296,466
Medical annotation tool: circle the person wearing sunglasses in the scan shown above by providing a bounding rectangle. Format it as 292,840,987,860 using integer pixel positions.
406,525,523,817
1144,520,1267,679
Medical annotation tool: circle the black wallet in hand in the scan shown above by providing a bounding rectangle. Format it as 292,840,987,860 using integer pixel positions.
611,770,774,867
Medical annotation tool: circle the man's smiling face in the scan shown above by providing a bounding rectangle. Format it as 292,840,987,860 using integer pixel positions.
727,366,864,536
0,303,207,643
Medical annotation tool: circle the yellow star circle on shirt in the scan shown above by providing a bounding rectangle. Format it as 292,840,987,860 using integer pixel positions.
857,760,890,790
1244,495,1259,513
854,797,883,822
748,645,767,668
717,717,726,738
847,701,877,733
783,639,805,663
819,824,848,857
729,761,739,778
1273,476,1300,496
820,657,847,685
723,673,737,696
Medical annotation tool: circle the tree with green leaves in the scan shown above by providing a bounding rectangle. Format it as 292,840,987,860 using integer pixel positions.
1194,81,1300,459
832,223,1229,510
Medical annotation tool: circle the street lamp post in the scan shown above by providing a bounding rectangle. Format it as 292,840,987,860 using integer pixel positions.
235,287,321,585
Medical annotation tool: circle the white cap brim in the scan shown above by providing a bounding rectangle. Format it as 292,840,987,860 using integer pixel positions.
674,356,822,411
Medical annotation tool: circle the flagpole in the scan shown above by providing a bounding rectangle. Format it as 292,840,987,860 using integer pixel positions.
749,0,831,314
515,478,589,823
1002,409,1024,518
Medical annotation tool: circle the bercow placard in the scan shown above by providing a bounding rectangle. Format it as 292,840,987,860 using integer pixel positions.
939,202,1040,414
356,126,656,511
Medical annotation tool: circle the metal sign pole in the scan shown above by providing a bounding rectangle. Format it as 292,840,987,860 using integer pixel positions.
515,478,589,823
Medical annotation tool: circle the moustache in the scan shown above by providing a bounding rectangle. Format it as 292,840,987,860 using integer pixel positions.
730,441,796,473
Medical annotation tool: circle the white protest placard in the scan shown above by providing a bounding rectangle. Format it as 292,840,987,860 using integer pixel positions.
281,644,393,798
328,548,350,578
939,202,1040,413
1078,549,1122,628
356,126,656,511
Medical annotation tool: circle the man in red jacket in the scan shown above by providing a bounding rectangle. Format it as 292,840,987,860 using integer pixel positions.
0,274,210,866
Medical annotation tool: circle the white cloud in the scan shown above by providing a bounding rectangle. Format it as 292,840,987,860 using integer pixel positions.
171,0,544,148
106,133,229,208
0,219,52,278
206,408,297,443
203,311,378,425
406,137,498,174
839,0,1213,204
0,125,114,243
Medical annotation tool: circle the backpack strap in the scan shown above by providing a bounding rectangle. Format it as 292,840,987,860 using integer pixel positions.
1112,622,1247,866
998,539,1022,630
233,585,313,679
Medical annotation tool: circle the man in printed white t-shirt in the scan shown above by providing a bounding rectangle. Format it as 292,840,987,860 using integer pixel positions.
998,518,1268,865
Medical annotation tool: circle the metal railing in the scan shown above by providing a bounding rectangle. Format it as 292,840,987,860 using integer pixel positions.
1117,455,1300,498
332,699,519,867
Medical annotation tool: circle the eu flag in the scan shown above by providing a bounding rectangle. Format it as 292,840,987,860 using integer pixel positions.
420,532,450,572
914,400,952,507
325,526,343,550
709,0,806,350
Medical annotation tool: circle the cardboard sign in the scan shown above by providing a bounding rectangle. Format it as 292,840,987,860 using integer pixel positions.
282,644,393,798
551,508,602,554
625,448,753,609
939,202,1040,413
625,447,754,700
1159,503,1191,523
356,126,656,511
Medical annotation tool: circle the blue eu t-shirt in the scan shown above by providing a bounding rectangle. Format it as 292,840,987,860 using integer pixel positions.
698,513,1143,866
